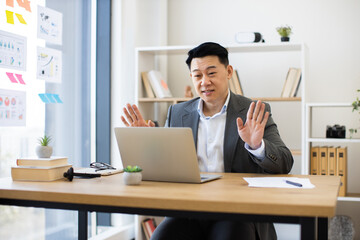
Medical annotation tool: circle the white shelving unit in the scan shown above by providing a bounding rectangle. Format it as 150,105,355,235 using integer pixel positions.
134,43,308,240
305,103,360,202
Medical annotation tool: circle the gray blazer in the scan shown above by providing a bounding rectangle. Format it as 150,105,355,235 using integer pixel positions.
165,92,294,240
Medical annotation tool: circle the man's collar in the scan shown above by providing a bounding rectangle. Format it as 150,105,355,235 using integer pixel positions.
197,90,230,118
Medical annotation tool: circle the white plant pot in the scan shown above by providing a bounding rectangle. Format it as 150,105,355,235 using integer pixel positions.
36,145,53,158
123,172,142,185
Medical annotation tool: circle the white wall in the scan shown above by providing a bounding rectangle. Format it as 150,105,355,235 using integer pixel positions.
167,0,360,102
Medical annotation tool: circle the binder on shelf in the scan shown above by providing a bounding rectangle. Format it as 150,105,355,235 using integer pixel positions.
319,146,328,175
231,70,243,95
336,147,347,197
147,70,172,98
141,72,155,98
281,68,301,98
327,147,337,176
310,146,319,175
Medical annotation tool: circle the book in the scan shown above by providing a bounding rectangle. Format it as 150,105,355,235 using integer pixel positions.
281,68,301,97
16,156,68,167
327,147,337,176
147,70,172,98
319,147,328,175
290,70,302,97
336,147,347,197
141,72,155,98
142,218,157,240
11,164,72,181
231,70,243,95
310,147,319,175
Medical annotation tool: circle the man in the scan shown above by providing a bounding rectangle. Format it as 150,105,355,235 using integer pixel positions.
121,42,294,240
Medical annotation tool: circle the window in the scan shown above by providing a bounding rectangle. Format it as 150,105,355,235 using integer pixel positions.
0,0,95,239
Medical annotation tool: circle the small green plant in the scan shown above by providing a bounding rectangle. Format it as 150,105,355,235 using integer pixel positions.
123,165,142,172
349,89,360,138
276,25,292,37
38,134,52,146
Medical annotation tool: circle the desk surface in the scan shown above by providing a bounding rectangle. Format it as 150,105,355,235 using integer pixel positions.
0,173,340,218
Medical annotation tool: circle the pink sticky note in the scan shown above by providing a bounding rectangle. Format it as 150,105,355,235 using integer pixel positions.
15,74,25,84
6,72,18,83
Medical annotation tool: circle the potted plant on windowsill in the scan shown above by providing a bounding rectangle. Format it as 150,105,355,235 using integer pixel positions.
36,134,53,158
123,165,142,185
276,25,292,42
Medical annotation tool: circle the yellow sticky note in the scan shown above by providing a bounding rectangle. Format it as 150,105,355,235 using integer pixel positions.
15,13,27,24
6,10,14,24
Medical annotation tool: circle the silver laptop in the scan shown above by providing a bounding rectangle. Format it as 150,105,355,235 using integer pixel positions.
114,127,222,183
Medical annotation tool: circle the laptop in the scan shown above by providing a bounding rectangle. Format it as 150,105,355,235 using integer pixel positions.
114,127,222,183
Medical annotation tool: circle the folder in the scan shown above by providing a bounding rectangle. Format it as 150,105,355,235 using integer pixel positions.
310,147,319,175
336,147,347,197
141,72,155,98
327,147,337,176
319,147,328,175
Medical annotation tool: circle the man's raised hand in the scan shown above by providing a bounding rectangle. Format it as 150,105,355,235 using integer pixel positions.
121,103,155,127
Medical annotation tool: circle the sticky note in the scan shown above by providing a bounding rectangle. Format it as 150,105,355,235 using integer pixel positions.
14,74,25,84
6,72,18,83
6,10,14,24
38,94,50,103
6,0,14,7
15,13,27,25
45,94,56,103
52,94,63,103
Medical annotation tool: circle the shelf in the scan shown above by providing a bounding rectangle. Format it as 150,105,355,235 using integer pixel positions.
306,103,352,108
338,193,360,202
139,97,301,104
290,150,302,156
136,42,304,55
307,138,360,143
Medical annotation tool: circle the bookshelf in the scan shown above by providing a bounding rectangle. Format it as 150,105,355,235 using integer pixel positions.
305,103,360,202
134,42,307,240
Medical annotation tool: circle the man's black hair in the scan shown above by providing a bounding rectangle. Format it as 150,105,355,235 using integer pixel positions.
185,42,229,69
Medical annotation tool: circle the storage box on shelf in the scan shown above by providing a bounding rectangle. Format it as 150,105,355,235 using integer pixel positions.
305,103,360,202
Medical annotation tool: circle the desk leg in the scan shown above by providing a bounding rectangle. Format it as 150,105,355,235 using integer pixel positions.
300,217,315,240
318,217,328,240
78,211,88,240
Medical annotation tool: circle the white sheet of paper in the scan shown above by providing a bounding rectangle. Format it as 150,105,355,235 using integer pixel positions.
243,177,315,189
37,6,63,45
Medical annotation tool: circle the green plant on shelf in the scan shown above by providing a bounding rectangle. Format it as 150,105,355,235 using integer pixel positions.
349,89,360,138
123,165,142,173
276,25,292,37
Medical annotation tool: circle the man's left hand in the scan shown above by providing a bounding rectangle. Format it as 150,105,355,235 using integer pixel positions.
236,100,269,150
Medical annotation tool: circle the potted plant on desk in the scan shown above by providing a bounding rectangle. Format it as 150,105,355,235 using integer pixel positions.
123,165,142,185
36,134,53,158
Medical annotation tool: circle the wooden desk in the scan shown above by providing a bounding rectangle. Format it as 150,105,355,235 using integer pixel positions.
0,173,340,240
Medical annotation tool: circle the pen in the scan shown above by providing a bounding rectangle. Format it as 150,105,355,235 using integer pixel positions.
285,180,303,187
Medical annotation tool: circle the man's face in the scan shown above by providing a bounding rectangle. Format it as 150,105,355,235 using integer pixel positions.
190,55,233,107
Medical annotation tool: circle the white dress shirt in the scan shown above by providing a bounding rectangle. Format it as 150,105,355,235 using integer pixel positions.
197,91,265,173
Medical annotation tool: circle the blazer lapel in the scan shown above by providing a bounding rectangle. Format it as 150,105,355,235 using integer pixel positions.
223,93,248,172
182,100,200,149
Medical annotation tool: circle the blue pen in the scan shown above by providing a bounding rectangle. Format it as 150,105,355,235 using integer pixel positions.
285,180,302,187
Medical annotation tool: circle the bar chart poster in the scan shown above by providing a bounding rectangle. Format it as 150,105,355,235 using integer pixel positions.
0,89,26,126
37,47,62,83
0,30,27,71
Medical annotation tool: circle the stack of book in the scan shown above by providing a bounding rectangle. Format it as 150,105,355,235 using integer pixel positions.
310,146,347,196
141,70,172,98
11,156,71,181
